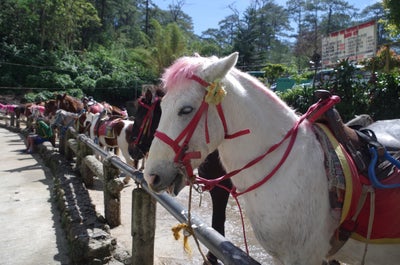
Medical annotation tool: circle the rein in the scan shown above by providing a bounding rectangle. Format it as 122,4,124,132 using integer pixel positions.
155,72,340,254
156,73,338,193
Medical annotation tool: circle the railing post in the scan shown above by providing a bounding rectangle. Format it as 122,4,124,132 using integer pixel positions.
10,113,15,127
103,157,124,228
64,129,75,160
58,130,66,155
77,137,95,186
131,187,156,265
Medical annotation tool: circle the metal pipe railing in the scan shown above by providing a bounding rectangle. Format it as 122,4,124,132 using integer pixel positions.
73,128,260,265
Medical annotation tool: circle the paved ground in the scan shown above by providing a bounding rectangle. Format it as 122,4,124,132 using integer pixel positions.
0,127,70,265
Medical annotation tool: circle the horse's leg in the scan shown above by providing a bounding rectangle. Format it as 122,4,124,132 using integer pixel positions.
197,150,232,265
50,135,56,148
119,148,133,185
114,147,119,156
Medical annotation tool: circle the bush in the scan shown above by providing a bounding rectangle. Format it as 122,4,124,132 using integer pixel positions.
278,60,399,121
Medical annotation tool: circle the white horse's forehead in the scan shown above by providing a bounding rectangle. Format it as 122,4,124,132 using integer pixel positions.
161,85,204,111
158,85,204,133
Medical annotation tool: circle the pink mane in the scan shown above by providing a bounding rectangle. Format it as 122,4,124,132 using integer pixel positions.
162,56,214,91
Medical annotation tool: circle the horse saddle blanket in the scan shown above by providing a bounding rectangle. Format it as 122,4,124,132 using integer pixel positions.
97,119,121,138
89,103,104,114
314,123,400,244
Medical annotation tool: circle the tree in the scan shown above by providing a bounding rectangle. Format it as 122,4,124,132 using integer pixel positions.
383,0,400,37
233,0,290,69
145,19,187,74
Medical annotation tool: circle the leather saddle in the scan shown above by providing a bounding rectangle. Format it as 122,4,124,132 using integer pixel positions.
313,90,400,178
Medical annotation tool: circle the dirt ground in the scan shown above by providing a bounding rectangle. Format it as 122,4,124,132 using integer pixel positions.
86,173,272,265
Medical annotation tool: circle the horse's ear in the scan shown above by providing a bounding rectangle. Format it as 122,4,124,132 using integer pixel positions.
202,52,239,82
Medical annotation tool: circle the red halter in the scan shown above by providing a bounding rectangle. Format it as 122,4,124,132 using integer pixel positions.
134,97,160,145
154,73,250,178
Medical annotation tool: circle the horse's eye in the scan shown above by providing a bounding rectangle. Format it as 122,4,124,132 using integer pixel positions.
178,106,193,116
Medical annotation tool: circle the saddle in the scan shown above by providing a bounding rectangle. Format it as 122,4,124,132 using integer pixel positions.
311,90,400,257
94,111,121,139
313,90,400,177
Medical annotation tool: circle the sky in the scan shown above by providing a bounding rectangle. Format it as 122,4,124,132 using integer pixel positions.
152,0,380,35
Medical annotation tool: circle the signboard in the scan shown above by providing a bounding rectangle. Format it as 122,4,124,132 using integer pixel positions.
321,20,377,67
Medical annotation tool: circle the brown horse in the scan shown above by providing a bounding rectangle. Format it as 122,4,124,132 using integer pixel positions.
55,94,85,113
81,111,136,184
44,99,58,118
57,93,127,118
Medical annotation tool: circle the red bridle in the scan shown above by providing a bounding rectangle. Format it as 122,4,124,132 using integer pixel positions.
154,72,341,194
154,73,250,178
134,97,160,145
154,72,341,254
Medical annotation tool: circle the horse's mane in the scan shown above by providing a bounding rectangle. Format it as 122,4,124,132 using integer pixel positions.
162,55,217,91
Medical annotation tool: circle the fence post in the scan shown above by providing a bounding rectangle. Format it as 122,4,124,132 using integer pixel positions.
131,187,156,265
64,129,75,160
10,113,15,127
103,157,124,227
59,130,66,155
77,137,95,186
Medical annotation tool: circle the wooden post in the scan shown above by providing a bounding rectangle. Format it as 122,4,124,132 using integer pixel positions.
10,113,15,127
77,138,94,186
131,187,156,265
59,131,66,155
103,157,124,227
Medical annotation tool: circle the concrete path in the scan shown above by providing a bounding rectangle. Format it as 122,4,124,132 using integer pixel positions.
0,127,70,265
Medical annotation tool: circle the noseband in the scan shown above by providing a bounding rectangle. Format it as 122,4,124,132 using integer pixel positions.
154,73,250,178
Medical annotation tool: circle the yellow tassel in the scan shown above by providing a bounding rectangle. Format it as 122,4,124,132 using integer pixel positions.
205,80,226,105
171,223,192,254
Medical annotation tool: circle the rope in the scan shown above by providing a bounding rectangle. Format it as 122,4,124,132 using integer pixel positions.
171,181,210,264
361,187,375,265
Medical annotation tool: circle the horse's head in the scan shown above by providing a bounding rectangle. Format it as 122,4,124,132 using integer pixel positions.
128,88,164,160
144,52,239,195
56,93,84,113
44,100,57,118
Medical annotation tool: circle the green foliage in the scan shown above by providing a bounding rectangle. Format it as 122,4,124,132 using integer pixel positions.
383,0,400,36
361,46,400,73
368,72,400,120
261,64,287,85
277,85,315,114
279,59,400,121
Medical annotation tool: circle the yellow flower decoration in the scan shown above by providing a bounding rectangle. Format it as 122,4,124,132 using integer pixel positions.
205,80,227,105
171,223,192,254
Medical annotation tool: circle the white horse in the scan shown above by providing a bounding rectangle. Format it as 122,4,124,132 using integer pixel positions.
143,53,400,265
